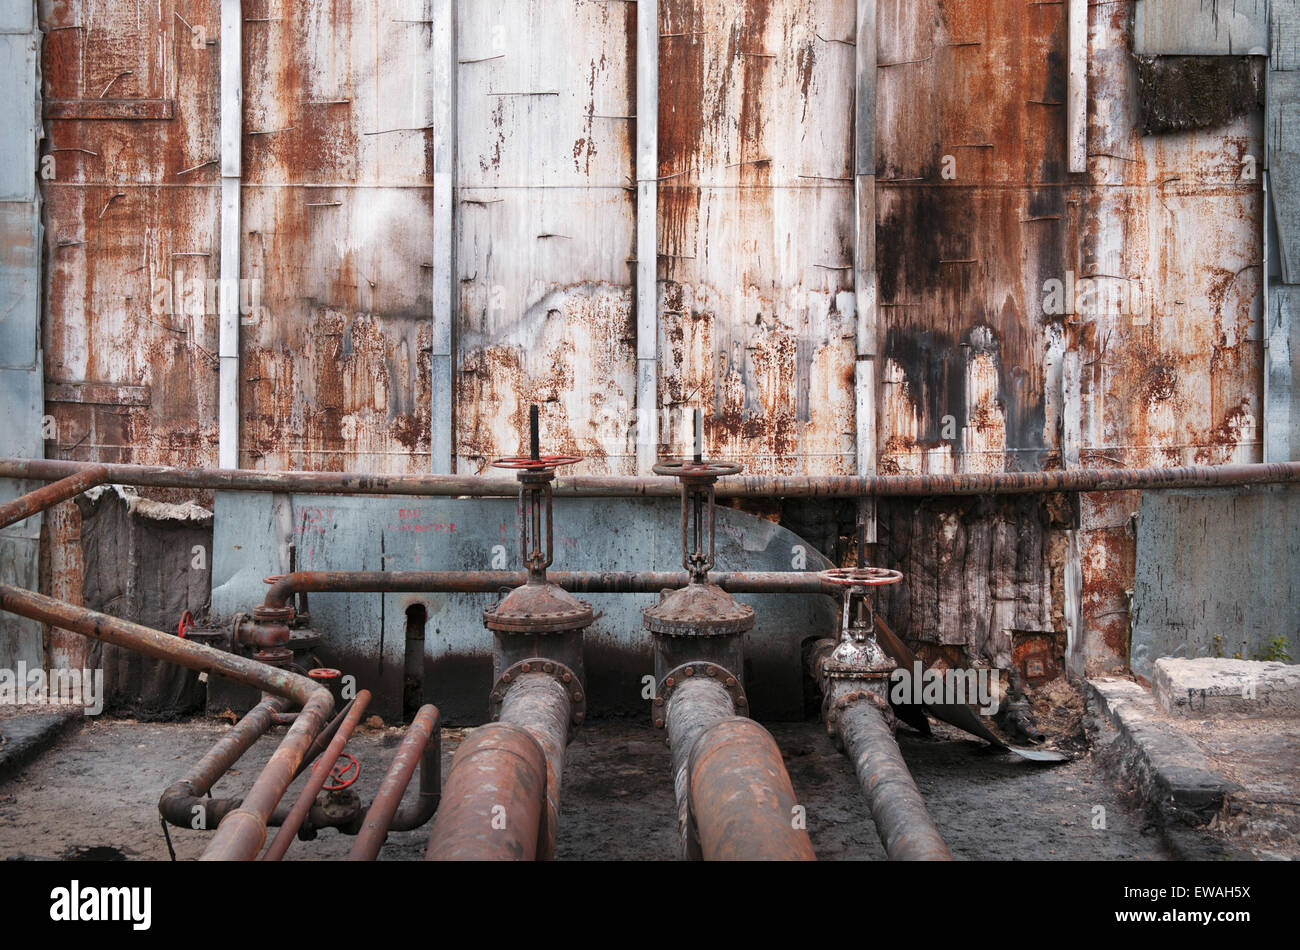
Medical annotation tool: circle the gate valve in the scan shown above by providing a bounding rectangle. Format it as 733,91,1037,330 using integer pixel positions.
818,567,904,677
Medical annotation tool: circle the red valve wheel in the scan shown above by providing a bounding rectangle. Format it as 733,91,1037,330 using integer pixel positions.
177,610,194,639
322,752,360,791
308,667,342,681
819,567,904,587
652,459,742,478
490,455,583,471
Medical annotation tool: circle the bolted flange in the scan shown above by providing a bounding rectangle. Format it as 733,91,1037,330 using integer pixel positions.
488,657,587,727
651,661,748,728
483,582,594,634
824,689,895,737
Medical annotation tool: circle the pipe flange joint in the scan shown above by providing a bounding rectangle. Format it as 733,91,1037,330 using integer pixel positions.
651,661,747,728
488,658,586,728
825,689,894,733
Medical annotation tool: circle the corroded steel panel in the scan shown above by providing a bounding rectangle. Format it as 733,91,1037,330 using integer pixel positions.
238,1,435,474
658,0,858,476
455,0,637,475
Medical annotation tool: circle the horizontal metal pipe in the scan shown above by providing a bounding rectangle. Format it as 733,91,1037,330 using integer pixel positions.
688,717,817,861
263,690,372,861
0,465,108,530
261,569,834,609
3,456,1297,499
665,677,737,860
425,722,549,862
838,701,953,862
497,674,571,861
348,704,441,861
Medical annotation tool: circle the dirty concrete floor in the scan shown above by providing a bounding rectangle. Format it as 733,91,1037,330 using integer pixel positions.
0,713,1177,861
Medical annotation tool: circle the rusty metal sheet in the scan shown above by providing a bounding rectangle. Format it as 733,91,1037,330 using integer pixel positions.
657,0,857,476
455,0,637,475
875,0,1072,477
238,2,435,474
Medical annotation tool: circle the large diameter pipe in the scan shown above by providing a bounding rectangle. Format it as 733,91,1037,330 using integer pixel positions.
497,674,571,861
425,723,549,861
665,677,736,859
688,717,817,861
3,456,1298,499
0,465,108,530
838,701,953,861
262,690,373,860
349,703,441,861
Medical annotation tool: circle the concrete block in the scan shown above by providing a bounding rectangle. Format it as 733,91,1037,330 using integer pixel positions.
1153,658,1300,719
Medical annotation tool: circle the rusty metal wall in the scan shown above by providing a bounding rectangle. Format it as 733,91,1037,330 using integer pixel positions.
454,0,637,475
21,1,1271,679
658,0,858,475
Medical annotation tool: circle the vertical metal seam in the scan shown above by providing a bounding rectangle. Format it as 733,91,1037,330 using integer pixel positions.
1067,0,1087,173
636,0,659,475
431,0,456,474
854,1,877,542
218,0,242,469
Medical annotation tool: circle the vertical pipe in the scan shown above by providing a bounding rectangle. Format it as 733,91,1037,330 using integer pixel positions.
853,0,878,546
218,0,242,469
836,701,952,861
635,0,660,474
430,0,456,475
687,717,817,861
496,673,571,860
1066,0,1087,174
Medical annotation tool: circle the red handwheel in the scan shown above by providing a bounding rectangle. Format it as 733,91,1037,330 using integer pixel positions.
322,752,360,791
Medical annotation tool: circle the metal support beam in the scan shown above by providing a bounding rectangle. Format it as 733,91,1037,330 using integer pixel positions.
636,0,659,474
854,0,877,544
431,0,456,474
1067,0,1087,173
218,0,242,469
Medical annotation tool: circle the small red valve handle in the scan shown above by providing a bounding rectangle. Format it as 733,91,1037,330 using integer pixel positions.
322,752,360,791
652,459,742,478
490,455,582,471
819,567,904,587
308,667,342,681
177,610,195,639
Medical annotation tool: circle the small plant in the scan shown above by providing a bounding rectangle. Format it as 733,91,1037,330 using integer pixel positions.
1253,635,1293,663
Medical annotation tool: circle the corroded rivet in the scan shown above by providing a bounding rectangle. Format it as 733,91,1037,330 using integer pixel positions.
561,672,572,683
654,719,665,728
502,673,513,683
653,697,664,706
665,677,675,687
725,677,737,687
684,666,694,677
521,662,531,673
573,692,583,701
544,663,554,673
706,667,717,677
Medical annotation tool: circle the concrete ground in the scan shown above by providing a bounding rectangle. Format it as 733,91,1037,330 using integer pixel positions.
0,686,1183,861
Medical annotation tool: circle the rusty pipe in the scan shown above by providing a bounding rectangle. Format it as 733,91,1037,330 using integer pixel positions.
200,688,333,861
687,717,817,861
0,464,108,530
665,677,737,859
348,704,441,860
262,689,372,861
496,674,571,860
425,722,549,861
837,701,953,861
3,456,1299,499
159,694,290,828
0,583,324,706
261,569,841,609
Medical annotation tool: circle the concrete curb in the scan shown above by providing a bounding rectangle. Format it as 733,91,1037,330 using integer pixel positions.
0,707,81,786
1086,677,1241,830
